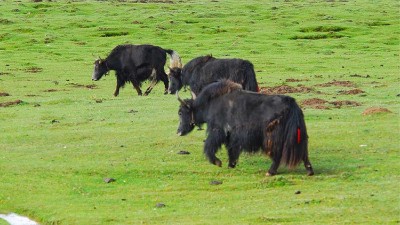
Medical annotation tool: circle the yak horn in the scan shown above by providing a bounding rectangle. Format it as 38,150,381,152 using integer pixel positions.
176,92,189,108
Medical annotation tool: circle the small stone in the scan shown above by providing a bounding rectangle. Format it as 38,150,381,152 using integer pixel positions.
104,178,116,183
156,203,166,208
210,180,223,185
295,190,301,195
177,150,190,155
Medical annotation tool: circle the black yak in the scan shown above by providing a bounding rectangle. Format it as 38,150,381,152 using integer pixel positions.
176,80,314,176
168,55,258,98
92,44,182,96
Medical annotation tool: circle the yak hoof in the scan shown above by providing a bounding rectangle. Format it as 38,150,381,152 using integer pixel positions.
266,171,277,177
214,159,222,167
307,170,315,176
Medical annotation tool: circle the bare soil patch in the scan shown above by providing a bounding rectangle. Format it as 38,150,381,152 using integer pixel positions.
24,67,43,73
285,78,310,82
0,92,10,97
68,83,98,89
260,85,314,94
330,100,361,108
0,100,22,107
362,107,392,115
301,98,330,109
316,80,355,87
339,89,365,95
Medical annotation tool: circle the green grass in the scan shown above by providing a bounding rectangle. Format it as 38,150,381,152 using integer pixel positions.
0,0,399,224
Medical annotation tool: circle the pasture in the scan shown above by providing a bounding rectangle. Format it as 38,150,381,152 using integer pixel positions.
0,0,399,224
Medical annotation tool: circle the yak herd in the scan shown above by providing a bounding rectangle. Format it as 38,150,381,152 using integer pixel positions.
92,44,314,176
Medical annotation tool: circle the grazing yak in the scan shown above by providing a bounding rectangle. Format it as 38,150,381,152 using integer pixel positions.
176,80,314,176
92,44,182,96
168,55,258,98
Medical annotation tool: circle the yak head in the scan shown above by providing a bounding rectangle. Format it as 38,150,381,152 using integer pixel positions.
92,58,109,81
168,67,183,94
176,94,195,136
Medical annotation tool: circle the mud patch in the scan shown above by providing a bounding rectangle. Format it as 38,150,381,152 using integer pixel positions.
362,107,392,115
339,89,365,95
316,80,355,87
330,100,361,108
0,92,10,96
260,85,314,94
68,83,98,89
0,99,23,107
301,98,330,109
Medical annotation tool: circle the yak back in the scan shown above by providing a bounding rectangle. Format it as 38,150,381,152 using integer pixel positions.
106,44,167,71
181,55,256,95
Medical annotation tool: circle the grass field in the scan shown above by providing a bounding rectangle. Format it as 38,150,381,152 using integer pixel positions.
0,0,399,224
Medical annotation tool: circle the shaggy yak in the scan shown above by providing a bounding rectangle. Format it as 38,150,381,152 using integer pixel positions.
168,55,258,98
176,80,314,176
92,44,182,96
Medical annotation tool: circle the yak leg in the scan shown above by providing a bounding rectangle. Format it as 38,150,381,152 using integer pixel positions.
114,79,124,97
228,146,240,168
144,69,158,96
303,155,314,176
204,129,225,167
266,151,282,176
131,80,142,96
158,70,169,95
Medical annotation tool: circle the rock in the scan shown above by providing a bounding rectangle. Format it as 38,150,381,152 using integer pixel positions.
155,203,166,208
177,150,190,155
295,190,301,195
210,180,223,185
104,178,116,183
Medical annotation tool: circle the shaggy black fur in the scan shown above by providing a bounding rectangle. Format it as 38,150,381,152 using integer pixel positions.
177,80,314,176
92,44,181,96
168,55,258,97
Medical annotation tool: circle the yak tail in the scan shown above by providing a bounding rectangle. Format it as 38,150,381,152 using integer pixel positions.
242,62,259,92
267,97,308,169
165,49,182,69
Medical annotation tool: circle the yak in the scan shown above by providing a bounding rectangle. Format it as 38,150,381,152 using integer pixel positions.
168,55,258,98
176,80,314,176
92,44,182,96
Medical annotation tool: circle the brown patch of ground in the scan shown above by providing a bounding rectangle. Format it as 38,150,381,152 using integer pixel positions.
25,67,43,73
362,107,392,115
330,100,361,108
260,85,314,94
301,98,330,109
302,98,328,105
0,92,10,97
339,89,365,95
285,78,310,82
44,89,58,92
0,100,22,107
68,83,98,89
0,72,11,76
316,80,355,87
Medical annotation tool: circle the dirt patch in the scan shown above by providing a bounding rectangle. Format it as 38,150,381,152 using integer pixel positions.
339,89,365,95
285,78,310,82
350,74,370,78
260,85,314,94
0,92,10,96
301,98,330,109
302,98,328,105
0,72,11,76
330,100,361,108
68,83,98,89
0,100,22,107
316,80,355,87
44,89,58,92
362,107,392,115
24,67,43,73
